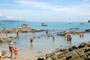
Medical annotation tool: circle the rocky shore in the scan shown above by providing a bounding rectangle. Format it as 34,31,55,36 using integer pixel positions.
0,36,17,43
37,42,90,60
0,27,41,34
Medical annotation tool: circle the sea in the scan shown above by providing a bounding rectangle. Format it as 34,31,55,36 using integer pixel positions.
0,21,90,60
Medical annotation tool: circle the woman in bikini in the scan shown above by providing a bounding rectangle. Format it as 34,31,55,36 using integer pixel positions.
9,42,14,59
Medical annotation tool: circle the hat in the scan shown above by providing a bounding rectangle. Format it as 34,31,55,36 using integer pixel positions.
10,42,13,45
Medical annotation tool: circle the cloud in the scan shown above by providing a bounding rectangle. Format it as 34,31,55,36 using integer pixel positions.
0,0,90,22
15,0,90,15
16,0,68,12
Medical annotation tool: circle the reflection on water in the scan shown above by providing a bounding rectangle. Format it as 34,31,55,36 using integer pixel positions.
52,39,55,43
67,40,72,47
30,43,33,51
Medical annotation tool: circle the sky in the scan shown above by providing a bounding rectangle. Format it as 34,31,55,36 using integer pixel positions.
0,0,90,22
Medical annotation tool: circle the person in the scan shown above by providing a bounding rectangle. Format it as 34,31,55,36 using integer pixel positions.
52,35,55,40
30,38,33,43
67,34,72,41
80,33,84,38
63,30,67,36
16,32,19,38
46,30,48,34
82,33,84,37
0,51,2,59
14,47,18,59
9,42,14,59
80,33,82,37
52,36,55,42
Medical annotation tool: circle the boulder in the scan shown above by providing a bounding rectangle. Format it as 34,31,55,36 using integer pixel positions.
37,58,44,60
85,29,90,32
78,42,88,48
68,47,73,51
72,46,78,49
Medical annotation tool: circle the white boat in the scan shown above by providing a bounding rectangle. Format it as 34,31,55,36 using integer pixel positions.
41,22,47,26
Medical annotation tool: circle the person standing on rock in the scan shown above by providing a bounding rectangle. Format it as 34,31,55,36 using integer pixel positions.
9,42,14,59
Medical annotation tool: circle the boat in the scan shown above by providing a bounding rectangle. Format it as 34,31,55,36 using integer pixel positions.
88,20,90,23
69,22,72,24
21,24,28,28
80,23,84,25
41,22,47,26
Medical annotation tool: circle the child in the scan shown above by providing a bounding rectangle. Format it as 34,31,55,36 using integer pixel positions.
14,47,18,59
30,38,33,43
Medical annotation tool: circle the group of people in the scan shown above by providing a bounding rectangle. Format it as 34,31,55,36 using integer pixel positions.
0,42,18,59
9,42,18,59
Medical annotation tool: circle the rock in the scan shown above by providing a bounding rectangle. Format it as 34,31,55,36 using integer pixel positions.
38,42,90,60
78,42,88,48
37,58,44,60
84,48,90,53
57,32,66,36
0,40,3,43
60,49,67,52
72,46,78,49
68,47,74,51
2,50,7,56
85,29,90,32
88,20,90,23
66,56,72,60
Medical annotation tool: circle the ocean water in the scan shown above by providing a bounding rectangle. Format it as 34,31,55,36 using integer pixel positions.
0,21,90,30
0,21,90,60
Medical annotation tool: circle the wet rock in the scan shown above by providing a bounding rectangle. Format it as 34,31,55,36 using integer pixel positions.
38,42,90,60
88,43,90,47
72,46,78,49
84,48,90,53
66,56,72,60
37,58,44,60
78,42,88,48
0,40,3,43
57,32,66,36
88,20,90,23
46,57,53,60
60,49,67,52
85,29,90,32
69,47,73,51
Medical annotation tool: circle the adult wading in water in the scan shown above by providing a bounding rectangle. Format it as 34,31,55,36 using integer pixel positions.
67,34,72,41
9,42,14,59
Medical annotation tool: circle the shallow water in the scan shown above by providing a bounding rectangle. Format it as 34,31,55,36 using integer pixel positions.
0,21,90,60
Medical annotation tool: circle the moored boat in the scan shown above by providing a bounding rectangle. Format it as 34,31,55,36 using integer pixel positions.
41,22,47,26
